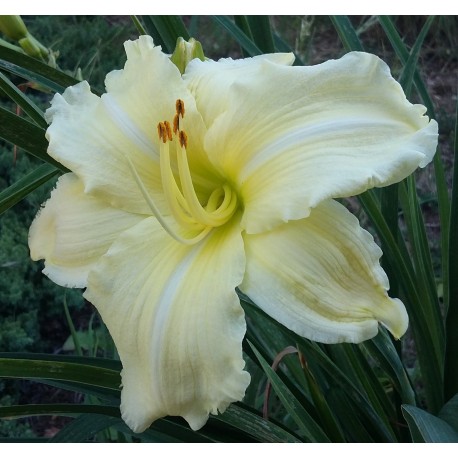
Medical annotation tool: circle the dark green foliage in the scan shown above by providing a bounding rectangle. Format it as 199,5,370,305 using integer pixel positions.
22,16,136,93
0,14,456,442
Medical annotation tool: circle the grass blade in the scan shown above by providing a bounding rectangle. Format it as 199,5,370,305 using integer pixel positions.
439,394,458,432
142,16,189,54
358,191,444,413
0,71,47,128
379,15,450,312
362,329,416,406
0,356,121,391
49,413,122,442
130,15,147,36
248,341,330,442
329,16,364,52
0,106,67,170
0,44,81,94
398,16,435,97
402,404,458,442
215,404,302,443
0,163,59,215
444,98,458,400
212,16,263,57
0,404,212,442
246,16,275,53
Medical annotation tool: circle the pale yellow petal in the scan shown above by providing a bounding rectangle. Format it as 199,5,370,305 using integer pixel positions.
185,52,295,129
45,36,216,215
203,51,438,233
28,173,144,288
104,36,217,189
45,80,165,215
84,215,249,432
240,199,408,343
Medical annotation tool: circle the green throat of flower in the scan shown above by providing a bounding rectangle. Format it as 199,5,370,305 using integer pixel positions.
127,99,238,245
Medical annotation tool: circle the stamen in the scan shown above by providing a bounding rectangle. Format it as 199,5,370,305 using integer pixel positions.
176,99,185,118
126,154,210,245
159,137,203,230
173,114,180,135
176,138,236,227
164,121,172,141
179,130,188,149
138,99,238,245
157,122,167,143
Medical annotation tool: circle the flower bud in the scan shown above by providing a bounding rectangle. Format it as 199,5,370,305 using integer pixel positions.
0,15,28,40
170,37,205,74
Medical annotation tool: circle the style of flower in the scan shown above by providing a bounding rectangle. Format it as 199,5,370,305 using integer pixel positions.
29,36,438,433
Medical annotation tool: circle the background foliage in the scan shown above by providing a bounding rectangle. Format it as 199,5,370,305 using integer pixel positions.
0,15,457,442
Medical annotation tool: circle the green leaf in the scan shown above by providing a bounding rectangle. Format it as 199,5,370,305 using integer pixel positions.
327,344,397,440
130,15,147,36
0,70,47,128
214,403,302,443
398,16,435,97
243,298,396,442
379,15,450,313
0,106,67,170
0,355,121,391
380,184,400,296
362,329,416,406
359,190,444,413
445,98,458,400
402,404,458,442
141,16,189,54
0,403,209,442
212,16,263,57
0,352,122,370
378,16,436,116
329,16,364,52
246,16,275,54
0,44,81,94
0,163,59,215
50,413,122,442
439,394,458,432
248,341,330,442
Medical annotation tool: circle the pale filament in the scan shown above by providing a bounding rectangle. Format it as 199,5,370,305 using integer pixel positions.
127,99,237,245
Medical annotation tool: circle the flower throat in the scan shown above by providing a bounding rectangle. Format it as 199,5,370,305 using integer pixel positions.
127,99,237,245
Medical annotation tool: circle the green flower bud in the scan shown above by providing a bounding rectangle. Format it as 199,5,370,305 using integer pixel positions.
0,15,28,41
170,37,205,74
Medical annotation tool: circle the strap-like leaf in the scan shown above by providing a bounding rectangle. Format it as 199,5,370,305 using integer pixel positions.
215,403,302,443
329,16,364,52
141,16,189,54
246,16,275,54
0,356,121,390
212,16,263,57
359,191,444,413
0,163,59,215
248,341,330,442
50,413,122,443
0,70,47,128
402,404,458,442
445,99,458,400
0,44,81,94
0,106,66,170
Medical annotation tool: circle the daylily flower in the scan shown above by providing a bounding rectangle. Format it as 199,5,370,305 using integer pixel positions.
29,36,438,433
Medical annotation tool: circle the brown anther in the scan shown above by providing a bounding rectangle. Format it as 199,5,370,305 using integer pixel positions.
179,130,188,149
164,121,173,141
173,114,180,135
157,122,167,143
176,99,185,118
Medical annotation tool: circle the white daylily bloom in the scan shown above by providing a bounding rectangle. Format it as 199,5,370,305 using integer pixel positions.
29,36,438,433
